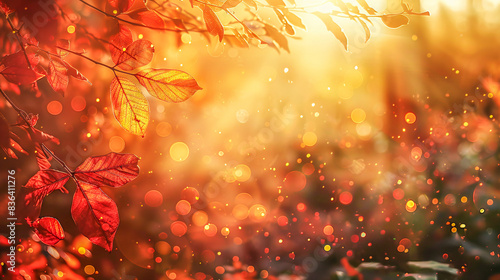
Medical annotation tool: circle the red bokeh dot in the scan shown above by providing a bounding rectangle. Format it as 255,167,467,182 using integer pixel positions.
144,190,163,207
170,221,187,237
284,171,307,192
339,191,353,205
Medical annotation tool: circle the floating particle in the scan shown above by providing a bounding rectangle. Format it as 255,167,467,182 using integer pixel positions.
204,224,217,237
297,203,306,212
170,142,189,162
156,122,172,137
284,171,307,192
170,221,187,237
323,225,334,235
405,112,416,124
71,96,86,112
234,164,251,182
351,108,366,124
277,216,288,226
155,241,171,255
406,200,417,212
84,265,95,275
249,204,267,221
144,190,163,207
221,227,230,236
181,187,200,204
109,136,125,153
339,191,353,205
302,132,318,146
393,188,405,200
232,204,249,220
236,109,249,123
176,200,191,215
192,211,209,226
47,100,63,115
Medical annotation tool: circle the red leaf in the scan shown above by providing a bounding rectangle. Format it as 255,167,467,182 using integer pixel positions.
126,9,165,29
48,59,69,94
0,112,10,148
63,61,91,85
0,66,43,85
74,152,139,187
109,25,134,65
17,170,70,222
31,217,65,245
23,127,60,145
34,144,51,170
71,181,119,251
107,0,135,15
1,51,39,69
56,39,70,57
115,39,155,71
203,5,224,42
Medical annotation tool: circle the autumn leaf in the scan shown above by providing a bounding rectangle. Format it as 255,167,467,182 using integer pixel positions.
63,61,91,85
314,12,347,50
243,0,257,9
56,39,70,57
107,0,135,15
71,181,119,252
356,18,371,43
109,25,134,65
0,112,10,149
284,11,306,30
263,24,289,52
115,39,155,71
47,59,69,94
222,0,243,9
381,14,410,29
0,66,43,85
31,217,65,246
203,5,224,42
17,169,70,222
126,9,165,29
110,76,150,136
135,69,202,103
74,152,139,187
356,0,377,15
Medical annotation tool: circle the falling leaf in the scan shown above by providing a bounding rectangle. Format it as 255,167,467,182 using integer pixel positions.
126,9,165,29
107,0,135,15
110,76,150,136
135,69,202,103
74,152,140,187
109,25,134,65
17,169,70,222
71,181,119,252
115,39,155,71
47,59,69,94
314,12,347,50
381,14,410,29
31,217,65,245
203,5,224,42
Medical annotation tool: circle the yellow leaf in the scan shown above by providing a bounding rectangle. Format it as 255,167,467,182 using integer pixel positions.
110,76,150,136
135,69,202,103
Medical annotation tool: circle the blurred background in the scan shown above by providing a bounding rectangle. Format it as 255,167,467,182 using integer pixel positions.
2,0,500,279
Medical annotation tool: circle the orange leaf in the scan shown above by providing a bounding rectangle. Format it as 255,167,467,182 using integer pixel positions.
115,39,155,71
48,59,69,94
107,0,135,15
109,25,134,65
381,14,409,29
203,5,224,42
74,152,140,187
31,217,65,246
71,181,119,252
110,76,149,136
135,69,202,103
314,12,347,50
126,9,165,29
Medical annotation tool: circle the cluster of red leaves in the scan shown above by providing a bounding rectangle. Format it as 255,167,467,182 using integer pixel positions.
17,152,139,251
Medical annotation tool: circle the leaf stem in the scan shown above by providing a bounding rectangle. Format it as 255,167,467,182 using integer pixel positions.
0,88,75,175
